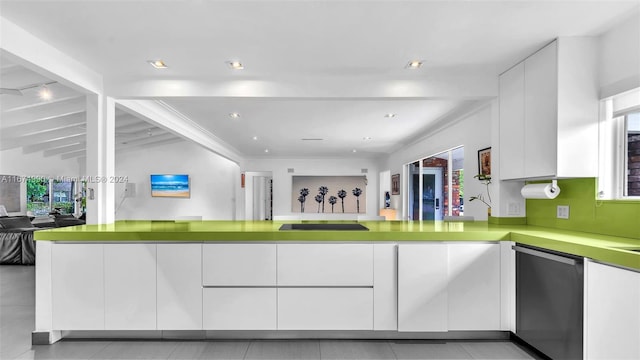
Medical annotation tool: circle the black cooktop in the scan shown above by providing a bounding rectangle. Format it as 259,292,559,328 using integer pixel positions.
278,223,369,231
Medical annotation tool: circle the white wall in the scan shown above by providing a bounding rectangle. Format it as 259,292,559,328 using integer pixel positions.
384,102,494,221
114,141,240,220
243,157,381,218
0,147,81,215
599,11,640,98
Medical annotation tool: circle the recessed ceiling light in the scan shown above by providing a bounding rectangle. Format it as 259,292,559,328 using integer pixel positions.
148,60,168,69
362,136,372,141
252,136,258,140
352,149,357,153
264,149,269,153
226,61,244,70
384,113,396,118
38,85,52,101
229,112,240,119
405,60,423,69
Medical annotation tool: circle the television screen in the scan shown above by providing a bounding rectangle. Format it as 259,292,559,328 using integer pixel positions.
150,174,190,198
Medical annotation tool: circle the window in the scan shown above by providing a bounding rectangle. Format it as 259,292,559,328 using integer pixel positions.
598,88,640,199
26,177,77,216
405,146,464,220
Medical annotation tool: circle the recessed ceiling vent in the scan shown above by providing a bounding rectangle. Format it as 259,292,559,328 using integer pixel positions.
288,168,295,173
361,169,368,173
301,138,323,141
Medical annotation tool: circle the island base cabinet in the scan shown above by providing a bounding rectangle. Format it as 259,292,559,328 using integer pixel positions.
104,244,156,330
157,244,202,330
398,244,449,332
52,243,104,330
277,288,373,330
203,288,276,330
586,261,640,359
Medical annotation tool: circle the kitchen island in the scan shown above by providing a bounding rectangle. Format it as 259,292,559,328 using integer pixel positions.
33,220,640,359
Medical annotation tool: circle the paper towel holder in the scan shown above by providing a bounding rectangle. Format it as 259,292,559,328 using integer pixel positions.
549,179,559,194
521,179,560,199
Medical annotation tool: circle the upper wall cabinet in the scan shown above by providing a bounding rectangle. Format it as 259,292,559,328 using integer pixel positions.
499,38,599,180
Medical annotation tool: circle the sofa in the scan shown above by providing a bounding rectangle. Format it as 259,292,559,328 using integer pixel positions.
0,215,85,265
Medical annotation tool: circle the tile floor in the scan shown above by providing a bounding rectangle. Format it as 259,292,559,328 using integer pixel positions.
0,265,538,360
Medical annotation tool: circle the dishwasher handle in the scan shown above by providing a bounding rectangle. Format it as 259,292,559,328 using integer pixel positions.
512,245,577,266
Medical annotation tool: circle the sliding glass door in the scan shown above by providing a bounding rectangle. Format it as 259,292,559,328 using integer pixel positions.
406,146,463,220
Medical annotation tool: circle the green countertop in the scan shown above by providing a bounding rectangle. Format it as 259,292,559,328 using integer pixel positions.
34,220,640,271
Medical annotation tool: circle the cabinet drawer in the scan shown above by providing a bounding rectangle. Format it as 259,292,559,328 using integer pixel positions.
277,244,373,286
203,288,276,330
203,244,276,286
277,288,373,330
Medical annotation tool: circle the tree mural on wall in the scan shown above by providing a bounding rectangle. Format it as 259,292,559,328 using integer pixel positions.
299,188,309,212
352,187,363,213
314,194,323,213
337,189,347,213
328,196,337,213
318,186,329,213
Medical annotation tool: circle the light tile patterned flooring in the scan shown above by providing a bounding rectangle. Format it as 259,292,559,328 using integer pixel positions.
1,266,538,360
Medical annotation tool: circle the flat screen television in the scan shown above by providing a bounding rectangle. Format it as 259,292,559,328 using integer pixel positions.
150,174,190,198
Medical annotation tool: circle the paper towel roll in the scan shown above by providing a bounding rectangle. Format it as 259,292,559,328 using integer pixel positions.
520,183,560,199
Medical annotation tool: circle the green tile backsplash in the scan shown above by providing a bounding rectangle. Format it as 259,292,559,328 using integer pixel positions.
526,178,640,239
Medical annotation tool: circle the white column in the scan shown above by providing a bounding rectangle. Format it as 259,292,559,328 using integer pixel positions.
85,95,115,224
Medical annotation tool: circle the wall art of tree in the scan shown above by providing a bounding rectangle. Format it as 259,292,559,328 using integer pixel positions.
299,188,309,212
337,189,347,213
314,194,323,213
352,187,363,213
328,196,337,213
318,186,329,212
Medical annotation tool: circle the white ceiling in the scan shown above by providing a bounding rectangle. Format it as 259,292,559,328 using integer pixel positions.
1,0,638,159
0,56,183,159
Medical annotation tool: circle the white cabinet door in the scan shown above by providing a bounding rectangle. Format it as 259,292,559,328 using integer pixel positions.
277,244,373,286
397,244,448,332
203,243,276,286
52,243,104,330
524,41,558,178
499,61,526,180
104,243,157,330
373,243,397,330
203,288,276,330
157,243,202,330
448,243,501,330
586,261,640,360
278,288,373,330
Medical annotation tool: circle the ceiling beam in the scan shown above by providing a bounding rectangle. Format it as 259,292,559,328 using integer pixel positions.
22,134,86,154
116,137,184,153
43,142,86,157
60,149,86,160
2,127,85,150
1,111,85,139
1,95,85,127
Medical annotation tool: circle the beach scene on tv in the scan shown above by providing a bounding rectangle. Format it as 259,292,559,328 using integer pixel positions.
150,174,190,198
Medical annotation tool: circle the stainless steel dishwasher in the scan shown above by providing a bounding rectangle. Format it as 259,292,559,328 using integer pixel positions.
513,244,584,360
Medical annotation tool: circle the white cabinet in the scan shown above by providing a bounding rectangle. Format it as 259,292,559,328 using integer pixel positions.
499,38,598,180
203,243,276,286
203,288,276,330
448,243,501,330
499,62,525,180
586,261,640,359
278,288,373,330
277,244,373,286
104,244,156,330
523,42,558,179
52,243,104,330
373,243,397,330
157,243,202,330
397,243,502,332
398,244,449,331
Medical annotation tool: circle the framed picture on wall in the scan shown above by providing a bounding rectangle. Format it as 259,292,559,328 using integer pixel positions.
391,173,400,195
478,147,491,177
